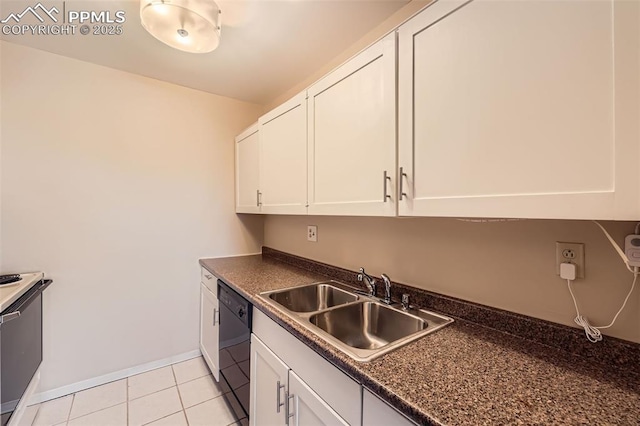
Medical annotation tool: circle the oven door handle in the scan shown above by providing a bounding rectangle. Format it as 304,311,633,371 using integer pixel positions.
0,279,52,325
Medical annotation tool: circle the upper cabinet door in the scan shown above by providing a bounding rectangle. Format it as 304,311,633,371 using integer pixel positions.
259,93,308,215
307,33,397,216
398,0,640,219
235,123,261,214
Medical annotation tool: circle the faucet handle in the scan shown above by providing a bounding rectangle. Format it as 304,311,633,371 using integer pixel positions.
357,267,367,282
401,294,410,311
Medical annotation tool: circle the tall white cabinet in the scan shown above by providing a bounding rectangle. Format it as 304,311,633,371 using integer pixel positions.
307,33,397,216
397,0,640,220
235,124,261,213
259,93,308,214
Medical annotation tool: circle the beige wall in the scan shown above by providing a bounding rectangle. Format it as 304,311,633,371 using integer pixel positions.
0,41,264,394
264,0,432,110
265,216,640,343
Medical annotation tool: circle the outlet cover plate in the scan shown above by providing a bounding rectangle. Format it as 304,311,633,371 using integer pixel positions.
307,225,317,242
556,242,585,278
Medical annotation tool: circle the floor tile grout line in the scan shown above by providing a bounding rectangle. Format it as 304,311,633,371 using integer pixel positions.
66,402,127,424
68,400,126,422
182,393,226,412
128,384,177,403
67,378,128,421
182,393,223,412
171,364,190,426
175,372,211,387
66,394,75,423
139,408,183,426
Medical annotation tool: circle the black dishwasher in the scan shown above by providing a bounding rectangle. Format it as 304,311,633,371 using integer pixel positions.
218,280,252,420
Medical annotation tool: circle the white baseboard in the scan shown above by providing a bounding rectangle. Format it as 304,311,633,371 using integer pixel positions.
31,349,202,404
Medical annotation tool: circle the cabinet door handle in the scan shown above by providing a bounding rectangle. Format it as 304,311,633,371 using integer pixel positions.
399,166,408,201
204,274,212,280
285,392,295,424
256,190,262,207
383,170,391,203
212,308,219,326
276,381,285,413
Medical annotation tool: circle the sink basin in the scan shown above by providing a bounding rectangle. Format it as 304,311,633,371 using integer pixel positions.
259,281,453,361
267,282,358,313
309,302,426,350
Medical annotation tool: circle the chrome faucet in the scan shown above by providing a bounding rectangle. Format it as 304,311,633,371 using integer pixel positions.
381,273,392,305
357,267,376,296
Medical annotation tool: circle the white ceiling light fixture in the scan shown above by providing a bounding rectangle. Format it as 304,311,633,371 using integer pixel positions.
140,0,222,54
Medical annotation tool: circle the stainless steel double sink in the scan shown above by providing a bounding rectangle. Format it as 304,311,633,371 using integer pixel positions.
259,281,453,362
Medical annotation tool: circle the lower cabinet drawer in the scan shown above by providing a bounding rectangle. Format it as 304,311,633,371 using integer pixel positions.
200,267,217,295
253,308,362,426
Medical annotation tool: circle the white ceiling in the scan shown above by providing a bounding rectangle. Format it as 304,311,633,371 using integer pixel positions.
0,0,409,104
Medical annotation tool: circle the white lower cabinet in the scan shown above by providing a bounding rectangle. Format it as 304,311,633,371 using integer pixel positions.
251,309,361,425
362,389,417,426
250,334,289,426
288,370,347,426
250,335,347,426
200,282,219,381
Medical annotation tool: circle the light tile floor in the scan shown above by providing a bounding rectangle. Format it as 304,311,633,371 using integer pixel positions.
28,357,246,426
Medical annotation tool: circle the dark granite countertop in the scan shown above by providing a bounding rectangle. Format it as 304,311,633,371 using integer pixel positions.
200,253,640,425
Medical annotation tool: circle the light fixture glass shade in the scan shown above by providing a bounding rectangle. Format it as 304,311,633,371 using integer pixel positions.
140,0,221,54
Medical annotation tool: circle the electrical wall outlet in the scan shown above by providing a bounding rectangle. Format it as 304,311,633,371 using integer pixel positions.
556,242,585,278
307,225,317,242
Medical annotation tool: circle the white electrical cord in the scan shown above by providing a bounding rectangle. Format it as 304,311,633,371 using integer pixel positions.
567,272,637,343
593,221,635,273
566,221,640,342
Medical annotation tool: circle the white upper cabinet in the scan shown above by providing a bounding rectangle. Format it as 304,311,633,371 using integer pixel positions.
259,93,308,214
307,33,397,216
398,0,640,219
235,123,261,213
